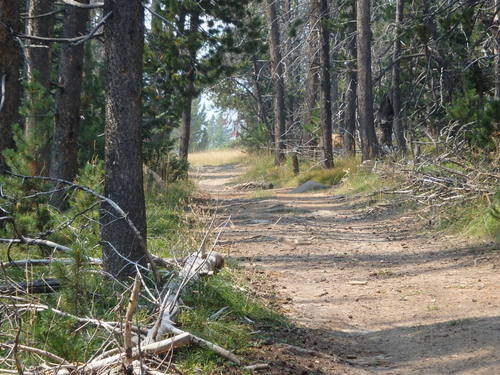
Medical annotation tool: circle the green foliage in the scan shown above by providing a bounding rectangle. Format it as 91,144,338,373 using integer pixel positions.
3,76,53,175
297,168,346,186
150,153,189,183
176,268,286,372
446,89,500,150
434,193,500,240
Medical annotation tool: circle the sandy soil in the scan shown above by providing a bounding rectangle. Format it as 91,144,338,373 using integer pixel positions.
193,163,500,375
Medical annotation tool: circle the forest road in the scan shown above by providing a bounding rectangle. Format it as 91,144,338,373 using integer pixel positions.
193,163,500,375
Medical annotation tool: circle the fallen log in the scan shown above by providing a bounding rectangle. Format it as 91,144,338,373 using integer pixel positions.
0,278,61,295
80,333,191,372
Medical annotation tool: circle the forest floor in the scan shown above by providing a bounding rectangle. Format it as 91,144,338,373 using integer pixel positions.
191,163,500,375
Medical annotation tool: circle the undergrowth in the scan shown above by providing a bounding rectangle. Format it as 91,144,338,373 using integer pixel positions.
0,162,287,371
239,152,359,188
176,267,287,373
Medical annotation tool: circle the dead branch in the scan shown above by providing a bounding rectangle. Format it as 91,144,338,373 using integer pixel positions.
60,0,104,8
0,237,100,263
0,343,70,366
80,333,191,372
123,276,141,369
159,323,242,365
5,172,159,282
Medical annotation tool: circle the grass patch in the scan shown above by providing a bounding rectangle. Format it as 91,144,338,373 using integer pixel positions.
175,267,287,373
189,148,246,167
433,194,500,241
239,152,361,188
248,190,276,199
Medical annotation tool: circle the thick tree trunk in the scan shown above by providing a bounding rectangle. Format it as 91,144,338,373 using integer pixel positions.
317,0,333,169
25,0,53,173
343,1,357,156
392,0,406,153
101,0,148,278
50,1,90,208
356,0,379,160
26,0,52,92
284,0,301,174
179,12,199,161
266,0,286,165
0,0,21,172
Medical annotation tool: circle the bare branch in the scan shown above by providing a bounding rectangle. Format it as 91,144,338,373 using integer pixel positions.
60,0,103,8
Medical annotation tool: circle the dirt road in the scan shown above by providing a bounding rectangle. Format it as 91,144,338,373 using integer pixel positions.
194,163,500,375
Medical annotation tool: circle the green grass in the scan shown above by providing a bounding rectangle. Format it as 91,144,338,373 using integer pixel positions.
0,172,287,372
239,152,361,188
434,194,500,241
175,267,287,374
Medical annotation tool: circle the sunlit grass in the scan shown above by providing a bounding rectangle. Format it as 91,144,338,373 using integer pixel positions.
189,148,246,167
239,152,361,188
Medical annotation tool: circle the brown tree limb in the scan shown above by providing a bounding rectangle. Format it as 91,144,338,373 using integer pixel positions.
81,333,191,372
123,275,141,369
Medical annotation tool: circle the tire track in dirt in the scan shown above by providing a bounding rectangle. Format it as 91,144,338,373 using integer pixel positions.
195,163,500,375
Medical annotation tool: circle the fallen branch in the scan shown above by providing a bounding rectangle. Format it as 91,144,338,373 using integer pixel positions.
160,322,242,365
123,276,141,369
81,333,191,372
0,278,61,295
5,172,159,282
0,343,70,366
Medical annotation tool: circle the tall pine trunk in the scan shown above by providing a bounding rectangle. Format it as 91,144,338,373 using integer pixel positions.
179,12,200,160
392,0,406,153
303,6,319,148
50,0,90,208
266,0,286,165
356,0,379,160
101,0,148,278
0,0,21,172
25,0,53,174
343,0,357,156
317,0,333,168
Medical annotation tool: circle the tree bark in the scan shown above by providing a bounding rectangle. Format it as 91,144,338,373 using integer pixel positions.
0,0,21,172
101,0,148,278
25,0,53,174
392,0,406,153
252,58,273,146
303,7,320,148
49,0,90,208
356,0,379,160
343,0,357,156
494,0,500,99
179,12,200,161
266,0,286,165
317,0,333,168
